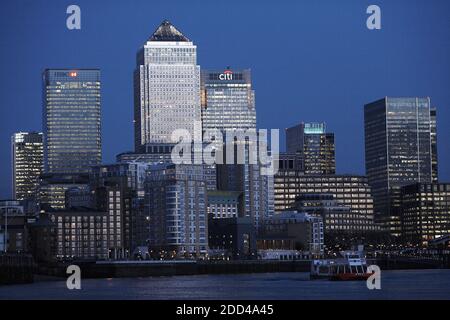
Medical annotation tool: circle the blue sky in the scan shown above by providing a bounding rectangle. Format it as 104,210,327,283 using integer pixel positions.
0,0,449,198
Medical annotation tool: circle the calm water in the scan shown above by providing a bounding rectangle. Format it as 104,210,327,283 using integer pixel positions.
1,269,449,300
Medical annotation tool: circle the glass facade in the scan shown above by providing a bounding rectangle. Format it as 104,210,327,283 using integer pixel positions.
202,68,273,230
364,97,434,226
401,183,450,246
11,132,43,201
201,68,256,132
43,69,101,174
285,122,335,175
134,21,201,149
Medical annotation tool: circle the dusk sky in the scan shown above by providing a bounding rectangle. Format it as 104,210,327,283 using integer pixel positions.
1,0,449,198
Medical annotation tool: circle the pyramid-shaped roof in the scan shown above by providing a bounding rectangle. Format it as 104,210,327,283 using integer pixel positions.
149,20,190,42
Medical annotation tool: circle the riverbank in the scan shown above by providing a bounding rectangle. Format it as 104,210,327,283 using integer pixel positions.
34,255,450,280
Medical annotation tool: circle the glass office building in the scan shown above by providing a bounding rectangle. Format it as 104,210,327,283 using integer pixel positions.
201,68,256,132
201,68,274,230
11,132,43,201
43,69,101,174
401,183,450,246
134,20,201,150
364,97,434,231
285,122,335,175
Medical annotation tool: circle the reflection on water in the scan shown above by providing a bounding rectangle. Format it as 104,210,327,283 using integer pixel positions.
1,269,449,300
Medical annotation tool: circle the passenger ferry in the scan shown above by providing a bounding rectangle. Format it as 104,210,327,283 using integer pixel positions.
310,251,372,281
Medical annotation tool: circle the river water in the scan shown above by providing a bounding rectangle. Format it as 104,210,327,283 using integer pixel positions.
1,269,449,300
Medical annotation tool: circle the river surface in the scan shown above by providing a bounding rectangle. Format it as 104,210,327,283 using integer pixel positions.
1,269,449,300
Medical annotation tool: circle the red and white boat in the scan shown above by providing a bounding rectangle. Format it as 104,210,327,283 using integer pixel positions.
310,251,372,281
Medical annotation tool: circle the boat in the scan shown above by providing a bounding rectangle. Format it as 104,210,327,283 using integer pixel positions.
310,251,372,281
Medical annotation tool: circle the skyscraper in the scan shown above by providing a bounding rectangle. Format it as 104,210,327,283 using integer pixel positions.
134,20,201,150
201,67,274,230
201,68,256,132
11,132,43,201
43,69,101,174
364,97,435,233
285,122,335,175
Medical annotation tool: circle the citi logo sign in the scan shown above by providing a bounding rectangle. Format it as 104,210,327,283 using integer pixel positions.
219,70,233,80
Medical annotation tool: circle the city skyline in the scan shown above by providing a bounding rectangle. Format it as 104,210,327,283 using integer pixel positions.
1,0,450,198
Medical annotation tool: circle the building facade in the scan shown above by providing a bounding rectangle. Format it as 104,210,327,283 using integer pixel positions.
38,173,90,210
134,20,201,150
430,108,438,183
208,216,256,260
364,97,435,233
0,200,27,253
258,211,324,256
401,183,450,246
285,122,335,175
201,68,256,133
49,208,124,260
207,190,241,219
202,67,273,230
274,173,375,229
12,132,43,201
43,69,101,174
144,164,208,258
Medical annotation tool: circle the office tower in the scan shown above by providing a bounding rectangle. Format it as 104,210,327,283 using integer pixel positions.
11,132,43,201
430,108,438,182
273,173,376,232
401,183,450,246
201,68,256,132
134,20,201,150
285,122,335,175
364,97,434,233
145,163,208,258
202,68,274,230
43,69,101,174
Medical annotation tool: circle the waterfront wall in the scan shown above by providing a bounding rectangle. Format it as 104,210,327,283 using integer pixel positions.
34,255,450,279
0,254,34,285
37,260,312,279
